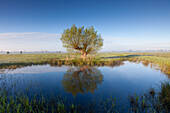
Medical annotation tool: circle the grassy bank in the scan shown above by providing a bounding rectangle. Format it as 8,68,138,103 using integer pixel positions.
0,52,170,75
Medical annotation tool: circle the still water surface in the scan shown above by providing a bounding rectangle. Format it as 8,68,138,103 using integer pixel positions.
0,61,169,111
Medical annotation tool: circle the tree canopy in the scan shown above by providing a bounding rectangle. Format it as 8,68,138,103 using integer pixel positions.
60,24,103,58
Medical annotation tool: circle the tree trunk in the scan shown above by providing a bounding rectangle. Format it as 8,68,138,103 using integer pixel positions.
80,50,87,59
83,52,87,59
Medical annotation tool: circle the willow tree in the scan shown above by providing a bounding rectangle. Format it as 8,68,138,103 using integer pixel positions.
60,24,103,58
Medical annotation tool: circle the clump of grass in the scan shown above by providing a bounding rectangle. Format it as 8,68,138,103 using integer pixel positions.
128,82,170,113
149,88,155,97
159,81,170,111
142,60,149,66
128,94,140,112
0,92,68,113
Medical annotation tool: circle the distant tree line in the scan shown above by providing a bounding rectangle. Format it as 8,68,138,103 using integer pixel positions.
56,51,61,53
6,51,23,54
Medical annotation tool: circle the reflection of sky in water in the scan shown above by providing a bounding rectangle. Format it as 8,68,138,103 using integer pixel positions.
0,61,169,111
7,65,71,74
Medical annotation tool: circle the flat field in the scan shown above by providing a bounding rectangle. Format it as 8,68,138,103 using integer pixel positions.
0,52,169,66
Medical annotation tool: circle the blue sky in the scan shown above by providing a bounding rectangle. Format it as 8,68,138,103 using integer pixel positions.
0,0,170,51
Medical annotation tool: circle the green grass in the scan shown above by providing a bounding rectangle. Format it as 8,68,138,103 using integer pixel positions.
0,52,170,65
0,52,169,64
0,53,71,64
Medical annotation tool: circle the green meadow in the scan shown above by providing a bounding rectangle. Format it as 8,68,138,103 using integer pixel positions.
0,52,170,64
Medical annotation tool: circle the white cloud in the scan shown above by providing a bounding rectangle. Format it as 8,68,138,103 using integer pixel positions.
102,36,170,51
0,33,169,51
0,32,64,51
0,32,61,39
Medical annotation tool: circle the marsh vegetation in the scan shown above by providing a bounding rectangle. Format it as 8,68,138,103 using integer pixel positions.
0,73,169,112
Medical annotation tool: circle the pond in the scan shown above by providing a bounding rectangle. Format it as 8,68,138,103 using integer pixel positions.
0,61,169,112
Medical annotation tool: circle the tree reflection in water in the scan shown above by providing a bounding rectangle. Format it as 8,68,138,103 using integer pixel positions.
61,66,103,97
